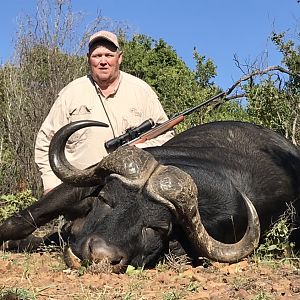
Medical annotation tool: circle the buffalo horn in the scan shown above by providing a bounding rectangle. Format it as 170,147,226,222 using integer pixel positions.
145,165,260,263
49,120,159,187
64,246,81,269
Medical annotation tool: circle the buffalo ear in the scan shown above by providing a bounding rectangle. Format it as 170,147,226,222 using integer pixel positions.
144,165,260,263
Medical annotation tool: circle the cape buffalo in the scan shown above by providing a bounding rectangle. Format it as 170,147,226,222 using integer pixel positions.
1,120,300,272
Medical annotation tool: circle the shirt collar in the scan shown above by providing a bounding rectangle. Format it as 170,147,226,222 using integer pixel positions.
93,72,122,98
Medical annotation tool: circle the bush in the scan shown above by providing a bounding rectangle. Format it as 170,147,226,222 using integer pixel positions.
0,190,37,222
256,204,296,260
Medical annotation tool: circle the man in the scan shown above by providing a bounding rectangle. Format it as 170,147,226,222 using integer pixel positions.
35,30,174,194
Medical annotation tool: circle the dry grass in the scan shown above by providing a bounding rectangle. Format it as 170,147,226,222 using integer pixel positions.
1,250,300,299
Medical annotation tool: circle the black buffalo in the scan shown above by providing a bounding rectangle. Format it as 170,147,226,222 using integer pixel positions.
1,120,300,271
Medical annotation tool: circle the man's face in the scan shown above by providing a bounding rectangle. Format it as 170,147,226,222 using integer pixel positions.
88,41,123,85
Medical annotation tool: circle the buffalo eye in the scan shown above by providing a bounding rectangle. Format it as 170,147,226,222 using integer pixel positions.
142,228,158,243
142,223,172,240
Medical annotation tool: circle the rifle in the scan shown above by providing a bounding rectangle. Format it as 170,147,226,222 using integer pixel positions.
105,91,225,151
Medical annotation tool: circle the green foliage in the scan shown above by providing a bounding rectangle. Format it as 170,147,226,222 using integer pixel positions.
120,33,220,130
203,100,250,124
272,32,300,88
125,264,144,276
246,80,291,133
193,48,217,88
241,31,300,142
270,31,300,141
0,190,37,222
252,291,274,300
256,205,296,260
0,44,88,195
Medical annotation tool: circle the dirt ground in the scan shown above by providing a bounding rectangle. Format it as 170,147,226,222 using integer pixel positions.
0,251,300,300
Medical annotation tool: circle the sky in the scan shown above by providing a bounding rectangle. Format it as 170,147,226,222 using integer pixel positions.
0,0,299,90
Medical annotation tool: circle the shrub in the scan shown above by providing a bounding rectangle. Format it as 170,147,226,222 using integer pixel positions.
256,204,296,260
0,190,37,222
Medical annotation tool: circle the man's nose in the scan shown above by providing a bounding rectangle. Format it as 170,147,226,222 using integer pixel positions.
99,57,107,65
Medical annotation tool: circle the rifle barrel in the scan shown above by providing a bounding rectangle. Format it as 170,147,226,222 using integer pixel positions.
173,91,225,118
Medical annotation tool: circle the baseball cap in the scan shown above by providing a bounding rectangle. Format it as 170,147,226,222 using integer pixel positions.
88,30,120,50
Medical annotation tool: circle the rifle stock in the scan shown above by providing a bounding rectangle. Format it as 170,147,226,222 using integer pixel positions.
128,115,185,146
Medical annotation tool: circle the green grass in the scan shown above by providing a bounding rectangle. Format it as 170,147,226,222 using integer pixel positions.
252,291,274,300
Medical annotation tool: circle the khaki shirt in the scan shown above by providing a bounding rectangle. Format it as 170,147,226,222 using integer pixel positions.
35,71,174,190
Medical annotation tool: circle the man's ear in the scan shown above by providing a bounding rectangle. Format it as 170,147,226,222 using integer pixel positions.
118,51,123,65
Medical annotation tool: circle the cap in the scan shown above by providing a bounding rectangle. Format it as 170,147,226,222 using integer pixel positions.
88,30,119,49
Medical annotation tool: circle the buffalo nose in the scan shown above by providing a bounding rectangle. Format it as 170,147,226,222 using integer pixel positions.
86,236,127,265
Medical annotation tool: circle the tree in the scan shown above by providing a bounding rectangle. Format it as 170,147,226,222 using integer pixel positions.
120,34,223,131
244,32,300,143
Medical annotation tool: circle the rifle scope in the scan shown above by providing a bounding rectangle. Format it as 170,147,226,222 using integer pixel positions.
105,119,154,151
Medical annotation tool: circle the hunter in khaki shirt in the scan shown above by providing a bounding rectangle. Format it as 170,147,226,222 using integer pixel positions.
35,31,174,193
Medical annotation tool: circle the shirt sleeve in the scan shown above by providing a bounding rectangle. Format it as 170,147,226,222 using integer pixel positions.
34,92,68,190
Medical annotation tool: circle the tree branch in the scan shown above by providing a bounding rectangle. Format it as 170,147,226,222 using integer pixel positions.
224,65,296,97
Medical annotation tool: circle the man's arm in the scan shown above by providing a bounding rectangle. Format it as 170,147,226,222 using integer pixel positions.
35,95,68,192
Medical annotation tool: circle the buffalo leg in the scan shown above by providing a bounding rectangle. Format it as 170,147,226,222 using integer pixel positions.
1,231,64,252
0,183,98,244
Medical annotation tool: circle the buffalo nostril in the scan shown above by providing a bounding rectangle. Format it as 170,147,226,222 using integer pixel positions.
86,236,127,266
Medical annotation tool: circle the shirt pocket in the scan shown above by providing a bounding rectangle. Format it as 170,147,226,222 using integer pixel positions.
123,107,143,129
66,105,92,152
